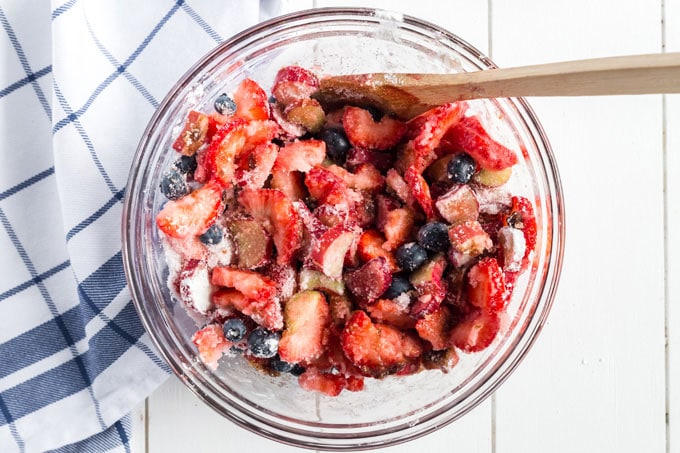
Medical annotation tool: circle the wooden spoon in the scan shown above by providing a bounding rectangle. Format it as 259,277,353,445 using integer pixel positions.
314,52,680,120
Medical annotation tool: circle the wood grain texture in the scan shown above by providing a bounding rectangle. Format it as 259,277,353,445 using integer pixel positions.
491,1,667,452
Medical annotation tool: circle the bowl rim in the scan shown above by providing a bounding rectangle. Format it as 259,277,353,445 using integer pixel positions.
122,6,565,451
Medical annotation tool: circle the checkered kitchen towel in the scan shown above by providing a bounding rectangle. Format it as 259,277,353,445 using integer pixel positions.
0,1,283,451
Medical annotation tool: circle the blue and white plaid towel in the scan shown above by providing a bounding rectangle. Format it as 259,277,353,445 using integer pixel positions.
0,1,279,451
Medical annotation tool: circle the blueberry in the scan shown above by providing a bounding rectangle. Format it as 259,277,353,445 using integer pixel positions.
290,363,306,376
214,93,237,115
321,128,350,164
247,327,280,358
199,224,223,245
269,354,294,373
160,170,188,200
174,154,197,174
447,152,476,184
395,242,428,272
382,274,413,299
417,222,450,252
222,318,247,342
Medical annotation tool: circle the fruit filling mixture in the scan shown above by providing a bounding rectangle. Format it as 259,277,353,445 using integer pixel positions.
157,66,536,396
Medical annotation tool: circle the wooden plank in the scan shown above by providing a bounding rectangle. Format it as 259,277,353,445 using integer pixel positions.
665,0,680,450
491,1,667,452
129,402,146,453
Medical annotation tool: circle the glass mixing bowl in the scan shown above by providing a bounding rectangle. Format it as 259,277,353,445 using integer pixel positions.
122,7,564,450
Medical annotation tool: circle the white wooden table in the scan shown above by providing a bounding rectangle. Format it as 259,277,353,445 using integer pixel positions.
130,1,680,451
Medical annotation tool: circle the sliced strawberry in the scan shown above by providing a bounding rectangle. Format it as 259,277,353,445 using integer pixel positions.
178,259,213,314
349,191,376,228
279,290,330,363
415,305,453,351
206,120,247,188
409,254,447,318
344,257,393,305
270,166,306,201
261,262,298,301
233,78,270,121
341,310,423,378
304,167,351,205
505,196,537,267
444,115,518,170
467,257,507,314
366,298,415,330
238,188,303,265
325,163,384,192
381,207,415,251
191,324,230,370
448,220,493,256
405,102,467,173
206,112,230,139
156,180,223,239
172,110,210,156
357,229,399,272
385,168,416,208
435,185,479,224
342,106,407,151
404,166,435,219
298,367,348,397
449,309,500,353
293,200,327,239
212,288,283,330
345,147,396,173
235,142,278,189
272,65,319,106
164,235,208,261
310,225,359,279
211,266,277,301
275,139,326,173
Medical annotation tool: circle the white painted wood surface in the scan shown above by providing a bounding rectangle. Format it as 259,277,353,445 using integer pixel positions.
132,1,678,452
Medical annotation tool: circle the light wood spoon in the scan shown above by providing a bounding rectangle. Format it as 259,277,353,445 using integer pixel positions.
314,52,680,120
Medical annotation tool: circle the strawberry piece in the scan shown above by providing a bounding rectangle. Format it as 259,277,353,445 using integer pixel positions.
341,310,423,378
505,196,537,267
271,167,307,201
404,166,435,219
381,207,414,251
345,375,365,392
310,225,359,279
164,235,208,261
178,259,213,314
444,115,518,170
375,194,402,231
262,262,298,301
191,324,231,370
344,257,393,305
357,230,399,272
304,167,351,205
172,110,210,156
342,106,407,151
293,201,327,239
448,220,493,257
497,226,526,272
366,298,415,330
406,102,467,173
233,78,270,121
349,191,376,228
238,188,303,265
409,254,447,318
325,163,384,192
385,169,416,208
435,185,479,224
156,180,223,239
345,147,396,173
449,309,500,353
467,257,507,314
206,120,247,187
212,288,283,330
298,367,348,397
211,267,278,301
206,112,230,139
272,65,319,106
275,139,326,173
235,142,278,189
278,290,330,363
415,305,453,351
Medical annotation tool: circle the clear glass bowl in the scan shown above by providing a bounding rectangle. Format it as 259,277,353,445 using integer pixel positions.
122,7,564,450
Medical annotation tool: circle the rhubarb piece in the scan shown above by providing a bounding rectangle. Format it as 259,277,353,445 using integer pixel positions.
227,219,272,269
344,257,393,305
278,290,330,363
